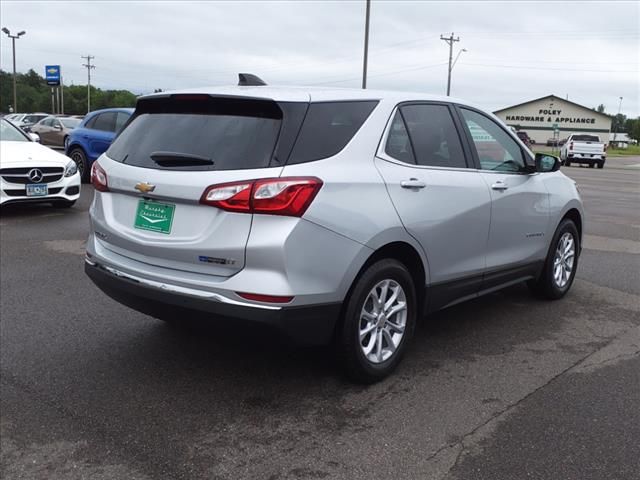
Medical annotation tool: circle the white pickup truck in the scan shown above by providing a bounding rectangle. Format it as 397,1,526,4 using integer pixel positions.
560,134,607,168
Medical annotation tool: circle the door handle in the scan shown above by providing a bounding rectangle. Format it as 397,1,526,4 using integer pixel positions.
491,180,509,191
400,178,426,189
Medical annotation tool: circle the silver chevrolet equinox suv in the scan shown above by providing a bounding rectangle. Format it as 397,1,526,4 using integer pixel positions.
85,77,583,382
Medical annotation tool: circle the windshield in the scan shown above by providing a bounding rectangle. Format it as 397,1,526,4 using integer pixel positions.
60,118,81,129
0,118,30,142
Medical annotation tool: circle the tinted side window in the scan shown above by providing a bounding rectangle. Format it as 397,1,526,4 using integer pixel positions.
93,112,117,132
400,104,467,168
385,110,415,164
85,115,98,129
42,117,54,127
460,109,526,172
288,101,378,164
115,112,130,133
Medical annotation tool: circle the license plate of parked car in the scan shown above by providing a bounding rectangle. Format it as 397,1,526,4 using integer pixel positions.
26,184,48,196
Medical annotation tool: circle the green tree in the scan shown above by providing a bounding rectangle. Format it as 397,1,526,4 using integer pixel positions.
625,118,640,142
611,113,627,133
1,68,137,114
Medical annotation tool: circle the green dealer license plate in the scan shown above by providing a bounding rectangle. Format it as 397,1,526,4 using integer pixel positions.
134,199,175,234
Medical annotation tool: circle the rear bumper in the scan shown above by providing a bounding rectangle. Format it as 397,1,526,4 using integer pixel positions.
85,259,341,345
566,153,605,161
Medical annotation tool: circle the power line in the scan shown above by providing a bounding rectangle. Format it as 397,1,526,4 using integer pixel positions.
457,62,637,73
81,55,95,113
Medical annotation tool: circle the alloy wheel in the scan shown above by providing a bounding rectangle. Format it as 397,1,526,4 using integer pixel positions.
553,232,575,288
358,279,407,364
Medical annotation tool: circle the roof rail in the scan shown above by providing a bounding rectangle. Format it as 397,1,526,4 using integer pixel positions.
238,73,267,86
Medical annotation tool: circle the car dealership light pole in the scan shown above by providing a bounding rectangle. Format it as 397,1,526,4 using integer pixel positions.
362,0,371,89
2,27,26,113
612,96,623,143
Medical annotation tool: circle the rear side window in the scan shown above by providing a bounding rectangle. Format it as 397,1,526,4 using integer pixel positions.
94,112,117,132
400,104,467,168
107,97,286,171
85,115,98,129
385,111,415,164
287,101,378,164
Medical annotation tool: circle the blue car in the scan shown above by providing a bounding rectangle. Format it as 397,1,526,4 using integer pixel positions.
66,108,134,181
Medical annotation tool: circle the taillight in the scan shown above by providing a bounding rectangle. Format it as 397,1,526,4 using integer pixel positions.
569,142,573,151
236,292,294,304
200,177,322,217
91,162,109,192
200,181,253,212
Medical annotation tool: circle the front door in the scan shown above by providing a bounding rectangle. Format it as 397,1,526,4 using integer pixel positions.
457,107,550,281
375,104,491,309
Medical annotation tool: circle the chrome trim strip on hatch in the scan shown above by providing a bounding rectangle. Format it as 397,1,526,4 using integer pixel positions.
85,258,282,311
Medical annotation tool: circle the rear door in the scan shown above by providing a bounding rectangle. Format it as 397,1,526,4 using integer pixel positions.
375,103,491,306
93,95,305,277
456,107,550,277
88,112,118,157
35,117,55,144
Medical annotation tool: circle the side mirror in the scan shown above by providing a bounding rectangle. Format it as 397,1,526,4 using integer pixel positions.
54,124,63,131
535,153,561,172
29,133,40,143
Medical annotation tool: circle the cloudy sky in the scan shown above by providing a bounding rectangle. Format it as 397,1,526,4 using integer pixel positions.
1,1,638,116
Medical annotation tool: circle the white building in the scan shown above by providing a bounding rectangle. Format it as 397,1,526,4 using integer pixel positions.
494,94,612,145
609,132,634,148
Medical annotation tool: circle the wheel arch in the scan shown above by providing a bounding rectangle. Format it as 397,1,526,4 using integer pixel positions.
560,207,583,245
345,240,428,315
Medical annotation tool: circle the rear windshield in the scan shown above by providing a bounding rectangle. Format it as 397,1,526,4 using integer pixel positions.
107,97,288,171
572,135,600,142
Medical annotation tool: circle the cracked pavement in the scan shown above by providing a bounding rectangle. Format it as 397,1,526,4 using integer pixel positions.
1,157,639,479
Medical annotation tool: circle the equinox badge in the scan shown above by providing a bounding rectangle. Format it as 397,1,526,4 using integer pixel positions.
134,182,156,194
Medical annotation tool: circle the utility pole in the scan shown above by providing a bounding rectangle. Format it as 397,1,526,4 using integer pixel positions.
362,0,371,89
81,55,95,113
440,32,460,96
2,28,26,113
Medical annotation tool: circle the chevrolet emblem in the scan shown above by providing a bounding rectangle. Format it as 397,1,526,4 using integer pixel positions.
134,182,156,194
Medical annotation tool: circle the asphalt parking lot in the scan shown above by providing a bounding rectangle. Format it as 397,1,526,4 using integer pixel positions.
1,157,639,480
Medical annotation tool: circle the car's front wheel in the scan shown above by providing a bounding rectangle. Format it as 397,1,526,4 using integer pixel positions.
597,161,604,169
528,219,580,300
69,148,89,183
338,259,416,383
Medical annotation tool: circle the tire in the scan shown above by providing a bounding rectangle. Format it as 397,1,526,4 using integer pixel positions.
597,161,604,169
52,200,76,208
589,162,595,168
564,160,571,167
528,219,580,300
69,147,89,183
338,259,417,383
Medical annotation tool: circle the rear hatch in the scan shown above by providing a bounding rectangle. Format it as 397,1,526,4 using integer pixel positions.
93,94,307,277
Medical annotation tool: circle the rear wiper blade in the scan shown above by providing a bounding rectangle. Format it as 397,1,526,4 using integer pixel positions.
150,151,214,166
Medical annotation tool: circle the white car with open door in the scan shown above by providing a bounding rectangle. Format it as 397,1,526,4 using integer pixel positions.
0,118,81,207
